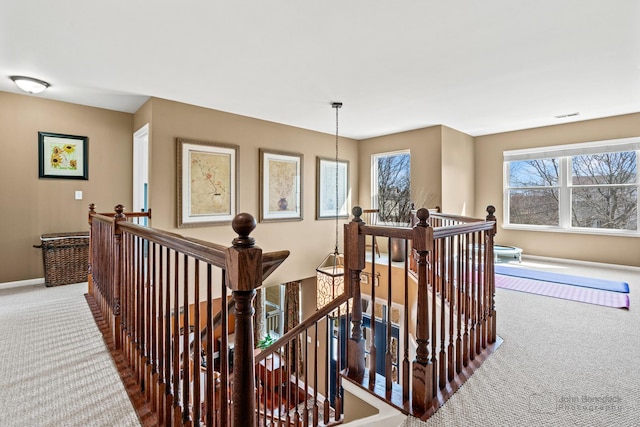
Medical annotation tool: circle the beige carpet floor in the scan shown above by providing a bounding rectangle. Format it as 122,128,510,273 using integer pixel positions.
403,258,640,427
0,282,141,427
2,258,639,427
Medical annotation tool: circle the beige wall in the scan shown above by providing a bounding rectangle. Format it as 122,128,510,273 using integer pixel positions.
358,125,475,220
441,125,475,216
342,388,378,423
3,88,638,283
358,126,443,212
475,113,640,266
0,91,133,283
139,98,359,286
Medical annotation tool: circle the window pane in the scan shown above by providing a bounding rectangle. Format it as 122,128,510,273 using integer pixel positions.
509,189,559,225
375,153,411,224
572,152,637,185
509,159,559,187
571,187,637,230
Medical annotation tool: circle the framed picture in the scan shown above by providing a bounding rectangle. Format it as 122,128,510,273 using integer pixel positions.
316,157,349,219
259,149,303,222
177,138,239,228
38,132,88,180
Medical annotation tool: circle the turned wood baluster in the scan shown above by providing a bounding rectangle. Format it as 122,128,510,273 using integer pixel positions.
172,250,181,425
112,205,126,350
156,246,166,425
205,265,214,427
475,230,483,357
402,239,410,402
346,207,366,383
164,247,173,426
486,205,498,344
369,238,377,389
219,271,229,427
430,238,437,400
412,208,434,413
385,237,393,396
88,204,95,295
181,253,191,425
225,213,262,427
439,238,446,390
462,232,470,368
124,233,133,372
447,235,455,382
469,232,477,362
476,230,484,355
455,233,463,374
137,236,144,385
149,242,157,409
193,260,201,425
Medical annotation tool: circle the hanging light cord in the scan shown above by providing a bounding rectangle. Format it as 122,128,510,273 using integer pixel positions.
333,102,342,255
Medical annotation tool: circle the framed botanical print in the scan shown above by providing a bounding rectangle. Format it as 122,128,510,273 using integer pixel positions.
316,157,349,219
177,137,239,227
259,149,303,222
38,132,88,180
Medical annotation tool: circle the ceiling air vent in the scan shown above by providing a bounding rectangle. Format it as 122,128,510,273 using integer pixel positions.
554,112,580,119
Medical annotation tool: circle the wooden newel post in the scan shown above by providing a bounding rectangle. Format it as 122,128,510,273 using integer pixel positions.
485,205,497,344
346,207,366,382
225,213,262,427
113,204,126,350
88,204,96,294
412,208,434,413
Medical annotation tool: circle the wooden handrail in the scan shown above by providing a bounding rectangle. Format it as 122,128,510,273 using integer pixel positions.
428,212,484,223
255,292,350,364
432,221,495,239
359,224,414,239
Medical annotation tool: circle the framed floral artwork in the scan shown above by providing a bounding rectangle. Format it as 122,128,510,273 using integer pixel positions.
176,137,239,227
316,157,349,219
259,149,303,222
38,132,88,180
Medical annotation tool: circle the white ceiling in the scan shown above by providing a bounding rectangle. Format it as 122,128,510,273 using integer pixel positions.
1,1,638,140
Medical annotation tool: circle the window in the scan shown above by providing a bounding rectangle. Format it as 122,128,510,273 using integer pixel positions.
372,150,411,224
504,137,639,234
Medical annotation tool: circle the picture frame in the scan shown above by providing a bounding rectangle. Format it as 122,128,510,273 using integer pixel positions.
360,271,380,286
316,157,349,219
176,137,239,228
259,149,303,222
38,132,88,180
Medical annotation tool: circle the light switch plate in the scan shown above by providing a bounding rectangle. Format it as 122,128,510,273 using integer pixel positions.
75,191,83,200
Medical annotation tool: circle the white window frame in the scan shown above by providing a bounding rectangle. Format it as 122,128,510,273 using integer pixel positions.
371,149,411,210
503,137,640,237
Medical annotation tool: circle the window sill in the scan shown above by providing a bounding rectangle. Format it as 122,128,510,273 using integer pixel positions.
501,224,640,238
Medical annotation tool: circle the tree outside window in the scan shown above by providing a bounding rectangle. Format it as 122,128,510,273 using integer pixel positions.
571,152,637,230
506,150,638,231
373,151,411,225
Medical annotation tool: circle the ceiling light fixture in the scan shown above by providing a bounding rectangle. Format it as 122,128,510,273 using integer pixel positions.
10,76,50,94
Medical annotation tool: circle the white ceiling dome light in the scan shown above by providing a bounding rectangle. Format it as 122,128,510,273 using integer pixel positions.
10,76,50,94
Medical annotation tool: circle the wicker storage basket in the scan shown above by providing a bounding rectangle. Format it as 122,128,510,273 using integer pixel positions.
37,232,89,287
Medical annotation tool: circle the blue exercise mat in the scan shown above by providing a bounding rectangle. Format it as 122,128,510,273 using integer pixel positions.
494,265,629,293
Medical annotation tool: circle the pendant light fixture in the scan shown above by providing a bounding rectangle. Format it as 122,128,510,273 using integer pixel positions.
316,102,345,310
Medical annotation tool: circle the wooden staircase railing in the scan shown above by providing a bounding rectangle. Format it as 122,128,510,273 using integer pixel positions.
254,293,349,427
87,202,499,426
343,205,501,421
88,204,289,426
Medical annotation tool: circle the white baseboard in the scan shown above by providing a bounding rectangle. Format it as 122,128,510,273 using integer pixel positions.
523,254,640,273
0,278,45,288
